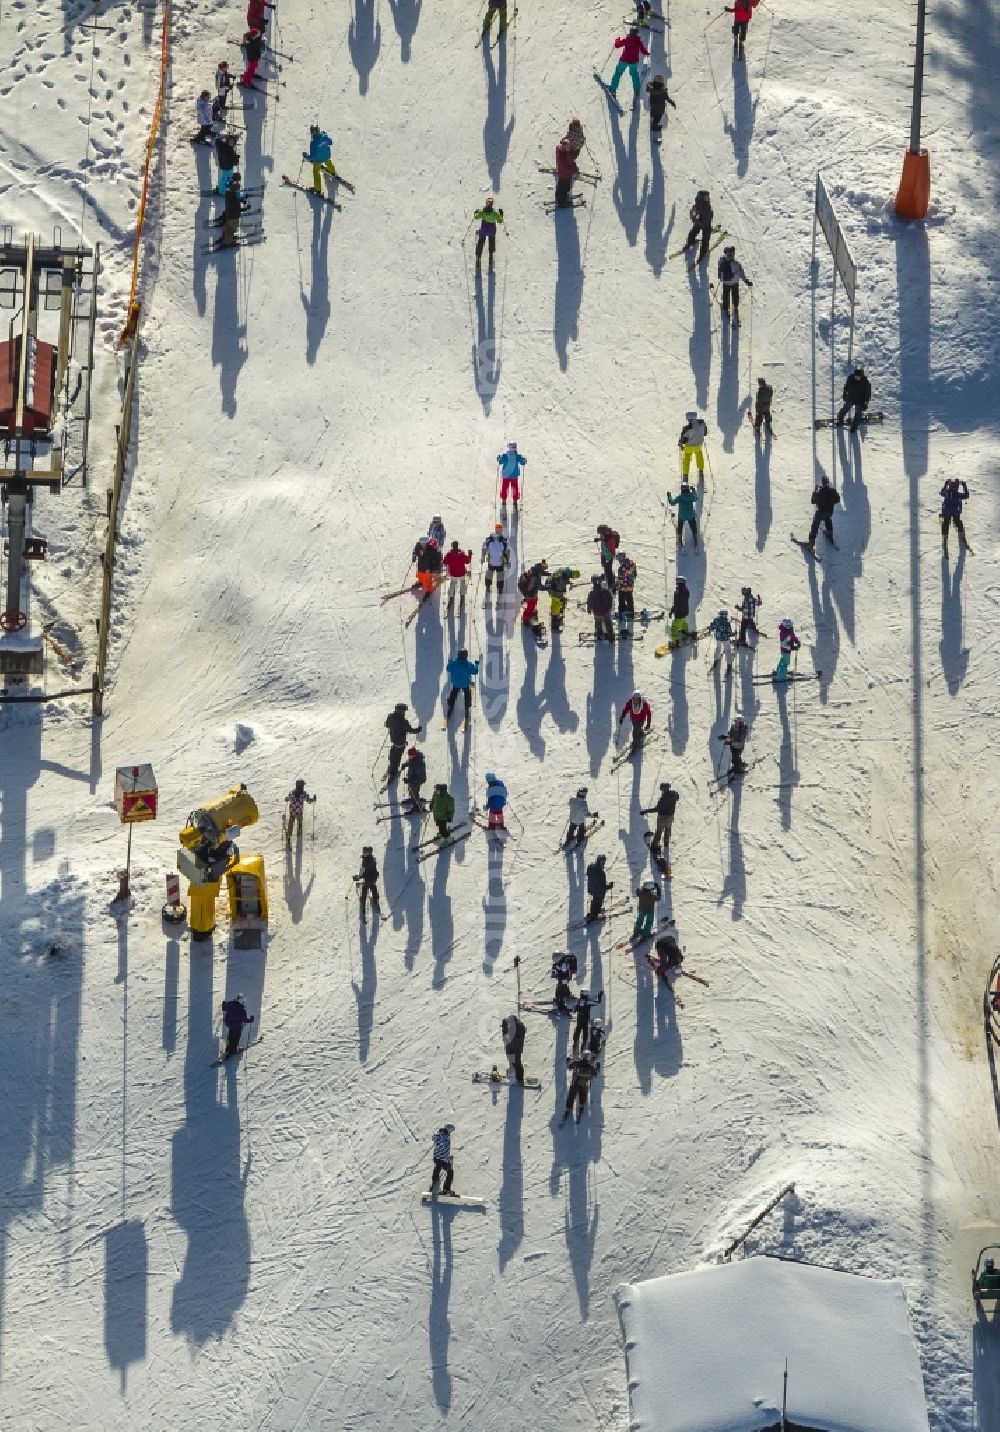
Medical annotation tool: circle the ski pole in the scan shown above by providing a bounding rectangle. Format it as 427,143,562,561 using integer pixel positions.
704,9,726,28
514,955,522,1009
370,730,388,779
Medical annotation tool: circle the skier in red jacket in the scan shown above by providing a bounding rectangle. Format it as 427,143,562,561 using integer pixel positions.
443,541,473,607
608,28,649,104
725,0,759,57
555,138,579,209
618,690,652,752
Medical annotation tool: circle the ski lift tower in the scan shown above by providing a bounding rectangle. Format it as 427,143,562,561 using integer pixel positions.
0,226,99,681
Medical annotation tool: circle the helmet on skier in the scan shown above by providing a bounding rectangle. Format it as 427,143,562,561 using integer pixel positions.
591,1016,604,1034
685,410,697,420
781,617,794,627
680,482,693,494
362,845,373,854
435,783,446,792
595,853,606,865
576,787,588,798
458,648,468,659
507,441,517,452
591,574,603,585
450,539,460,550
660,782,671,791
408,746,418,756
309,123,320,133
854,364,865,374
218,59,229,68
719,608,728,617
294,779,306,791
742,584,751,593
249,26,260,36
395,702,407,711
632,690,643,705
641,879,657,891
724,245,736,255
485,195,494,207
431,514,442,523
427,537,439,549
494,521,503,532
617,551,628,563
485,772,497,783
676,575,687,587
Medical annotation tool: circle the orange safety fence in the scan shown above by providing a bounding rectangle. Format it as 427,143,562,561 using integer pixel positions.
118,0,171,345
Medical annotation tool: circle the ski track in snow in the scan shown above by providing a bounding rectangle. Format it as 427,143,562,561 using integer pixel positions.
0,0,998,1427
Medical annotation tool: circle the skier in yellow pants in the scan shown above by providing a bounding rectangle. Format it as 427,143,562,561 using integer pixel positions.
678,410,708,478
304,124,336,194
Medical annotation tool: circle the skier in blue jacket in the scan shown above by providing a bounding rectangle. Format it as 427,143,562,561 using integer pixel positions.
445,649,480,725
304,124,336,194
497,442,526,507
484,771,508,831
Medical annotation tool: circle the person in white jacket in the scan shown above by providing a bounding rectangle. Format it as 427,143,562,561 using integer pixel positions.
566,787,597,846
678,411,708,479
194,90,215,144
481,522,511,596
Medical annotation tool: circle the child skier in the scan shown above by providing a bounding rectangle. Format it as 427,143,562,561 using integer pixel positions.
221,995,255,1059
443,541,473,607
194,90,215,144
719,715,749,776
572,989,604,1055
445,648,479,726
238,27,264,88
585,854,612,923
355,846,381,919
502,1014,526,1083
646,74,676,134
649,931,684,985
481,522,511,596
641,782,679,854
619,689,652,751
400,746,427,809
215,132,240,195
632,879,662,940
736,587,763,646
284,778,317,843
667,483,699,549
427,514,447,548
518,559,548,628
677,412,708,479
807,475,841,551
215,59,234,104
544,566,580,633
707,609,736,675
668,575,691,645
551,952,579,1014
773,619,801,681
484,772,508,831
415,537,444,597
683,190,714,262
430,783,456,839
497,442,527,505
608,27,650,104
430,1124,457,1195
566,788,598,847
616,551,638,635
595,524,620,589
554,136,579,209
940,478,971,554
717,246,753,326
474,199,505,272
304,124,337,195
753,377,773,436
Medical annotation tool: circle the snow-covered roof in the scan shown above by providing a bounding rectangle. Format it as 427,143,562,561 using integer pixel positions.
616,1257,929,1432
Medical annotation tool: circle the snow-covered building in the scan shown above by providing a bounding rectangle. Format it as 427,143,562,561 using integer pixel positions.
616,1257,930,1432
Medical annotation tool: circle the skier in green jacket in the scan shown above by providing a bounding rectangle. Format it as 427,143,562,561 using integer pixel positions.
667,483,699,549
474,200,505,272
430,784,457,839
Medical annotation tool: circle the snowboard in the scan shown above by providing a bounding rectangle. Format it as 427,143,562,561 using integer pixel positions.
813,410,883,430
421,1192,487,1209
472,1070,542,1090
655,629,699,657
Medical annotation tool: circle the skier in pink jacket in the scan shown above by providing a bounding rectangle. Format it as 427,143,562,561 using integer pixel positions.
725,0,759,57
608,28,649,102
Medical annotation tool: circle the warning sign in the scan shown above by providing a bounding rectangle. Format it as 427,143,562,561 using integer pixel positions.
115,763,159,824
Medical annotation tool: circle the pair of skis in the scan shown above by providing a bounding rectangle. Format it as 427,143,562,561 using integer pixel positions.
280,175,342,208
421,1191,486,1210
472,1068,541,1090
813,410,884,430
791,532,837,561
751,668,822,686
202,232,265,254
566,898,631,931
579,629,645,644
412,821,471,860
209,1036,263,1068
554,816,604,854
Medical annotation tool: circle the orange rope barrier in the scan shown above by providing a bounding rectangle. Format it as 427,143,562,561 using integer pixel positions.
118,0,171,345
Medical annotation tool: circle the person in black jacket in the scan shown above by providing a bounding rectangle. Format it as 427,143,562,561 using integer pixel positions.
354,847,381,919
501,1014,526,1083
836,365,872,432
385,703,422,782
807,474,841,550
239,27,265,87
585,853,612,923
668,576,691,646
220,176,248,246
641,782,679,853
646,74,676,135
215,133,240,195
572,989,603,1055
400,746,427,809
586,576,615,642
753,377,773,436
683,190,713,262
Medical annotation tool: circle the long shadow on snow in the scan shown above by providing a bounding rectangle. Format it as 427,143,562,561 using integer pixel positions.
211,252,248,418
516,625,545,758
723,54,756,179
717,322,750,453
546,1017,600,1319
170,944,250,1342
482,40,514,193
301,200,334,365
553,206,584,372
483,840,507,972
383,811,427,969
348,0,382,94
353,913,378,1062
644,143,673,279
610,105,647,248
429,1207,454,1411
716,778,747,919
973,1313,1000,1432
283,834,315,924
430,854,455,988
473,270,501,413
409,605,445,732
938,548,970,695
666,646,692,757
754,430,772,551
633,957,682,1096
497,1083,524,1271
191,147,213,318
481,596,511,730
388,0,421,61
687,265,712,410
584,643,616,779
802,523,841,701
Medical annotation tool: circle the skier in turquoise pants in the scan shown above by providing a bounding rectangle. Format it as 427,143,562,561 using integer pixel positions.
773,618,801,681
609,28,650,99
632,879,661,939
667,483,699,549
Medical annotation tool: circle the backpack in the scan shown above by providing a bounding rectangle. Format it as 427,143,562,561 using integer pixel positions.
718,255,734,284
517,570,532,597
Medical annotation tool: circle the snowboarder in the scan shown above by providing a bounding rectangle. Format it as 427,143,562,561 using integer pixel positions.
667,482,699,549
502,1014,526,1083
708,609,736,675
445,648,480,725
482,0,510,38
284,778,316,843
430,783,456,839
484,772,508,831
595,524,620,589
736,587,762,646
619,689,652,752
400,746,427,809
807,474,841,551
194,90,215,144
239,27,265,88
585,853,613,923
753,377,773,436
304,124,338,195
586,575,615,642
717,245,752,326
497,442,527,506
608,27,650,103
566,787,598,847
544,565,580,634
554,135,579,208
518,559,548,629
481,522,511,596
430,1124,457,1195
215,132,241,195
677,412,708,479
572,989,604,1055
725,0,760,56
221,995,255,1059
219,175,249,246
836,364,872,431
773,619,800,682
940,478,971,553
355,846,381,918
641,782,679,853
668,576,691,645
443,541,473,605
551,952,579,1014
616,551,638,634
649,931,684,985
564,1051,601,1122
683,190,714,262
385,702,422,782
632,878,661,940
415,536,444,597
719,715,749,775
474,198,505,272
646,74,676,134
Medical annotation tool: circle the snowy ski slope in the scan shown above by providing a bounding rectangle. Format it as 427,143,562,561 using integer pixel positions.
1,0,998,1427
